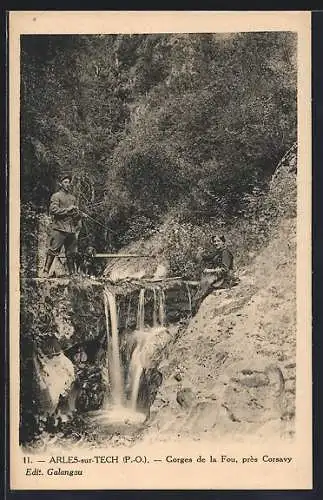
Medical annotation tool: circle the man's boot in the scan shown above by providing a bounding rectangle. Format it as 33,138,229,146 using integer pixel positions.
66,255,76,276
42,253,56,277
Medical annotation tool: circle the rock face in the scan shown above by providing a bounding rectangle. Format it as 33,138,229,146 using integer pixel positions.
137,369,163,416
145,215,297,442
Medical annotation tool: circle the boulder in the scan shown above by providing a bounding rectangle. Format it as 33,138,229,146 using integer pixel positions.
220,362,286,424
33,352,75,414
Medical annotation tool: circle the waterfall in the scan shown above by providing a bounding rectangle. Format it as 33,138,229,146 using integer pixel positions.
128,286,167,411
98,284,168,418
137,288,145,330
103,287,123,405
128,288,147,410
158,288,166,327
130,361,142,410
153,287,165,328
128,335,145,410
93,283,169,426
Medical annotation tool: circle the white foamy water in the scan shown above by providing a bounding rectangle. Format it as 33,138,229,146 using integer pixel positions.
137,288,145,330
158,288,166,327
93,405,146,426
128,329,149,411
128,325,168,411
103,287,123,406
129,344,144,411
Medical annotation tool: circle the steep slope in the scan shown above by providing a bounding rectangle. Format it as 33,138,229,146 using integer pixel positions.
143,214,296,442
99,143,298,445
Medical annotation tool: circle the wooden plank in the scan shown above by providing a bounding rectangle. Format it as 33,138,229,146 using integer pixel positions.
145,276,183,282
94,253,157,258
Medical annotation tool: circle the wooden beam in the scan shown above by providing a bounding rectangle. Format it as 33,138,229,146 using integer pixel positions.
95,253,157,258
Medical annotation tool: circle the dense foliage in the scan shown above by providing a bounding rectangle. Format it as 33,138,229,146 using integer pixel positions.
21,32,297,261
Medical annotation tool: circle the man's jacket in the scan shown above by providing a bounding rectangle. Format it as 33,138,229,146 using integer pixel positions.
198,246,234,271
49,190,81,233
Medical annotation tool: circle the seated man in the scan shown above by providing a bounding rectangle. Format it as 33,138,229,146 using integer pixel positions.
192,235,234,314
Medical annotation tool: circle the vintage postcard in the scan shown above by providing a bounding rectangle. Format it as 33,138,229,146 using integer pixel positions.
9,11,312,490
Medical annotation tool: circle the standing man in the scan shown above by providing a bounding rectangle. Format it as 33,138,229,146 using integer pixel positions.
42,174,82,277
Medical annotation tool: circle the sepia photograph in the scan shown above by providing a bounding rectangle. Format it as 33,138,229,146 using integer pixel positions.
9,11,312,490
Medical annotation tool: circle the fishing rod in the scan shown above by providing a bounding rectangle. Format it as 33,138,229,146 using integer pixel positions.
79,210,118,235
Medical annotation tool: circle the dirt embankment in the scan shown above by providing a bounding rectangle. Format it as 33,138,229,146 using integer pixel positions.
144,215,296,443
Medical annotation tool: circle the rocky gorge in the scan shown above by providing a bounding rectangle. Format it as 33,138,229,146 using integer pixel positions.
20,145,297,450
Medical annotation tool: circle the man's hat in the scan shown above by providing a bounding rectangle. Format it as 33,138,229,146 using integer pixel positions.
60,173,72,183
212,234,226,243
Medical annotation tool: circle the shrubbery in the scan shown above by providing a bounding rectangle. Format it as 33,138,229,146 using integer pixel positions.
158,148,297,278
21,33,297,267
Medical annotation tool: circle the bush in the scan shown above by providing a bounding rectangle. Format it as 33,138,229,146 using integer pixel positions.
21,33,297,257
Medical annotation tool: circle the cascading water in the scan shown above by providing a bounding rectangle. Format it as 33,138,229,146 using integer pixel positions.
93,287,146,426
152,287,165,327
103,287,123,405
128,332,146,410
185,282,192,316
128,287,167,411
158,287,166,327
128,288,147,410
137,288,145,330
94,284,169,427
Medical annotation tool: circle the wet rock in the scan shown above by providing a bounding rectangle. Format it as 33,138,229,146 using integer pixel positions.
176,388,195,409
57,381,80,415
32,352,75,415
75,382,105,412
75,365,106,412
137,368,163,415
116,281,196,331
21,278,107,350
